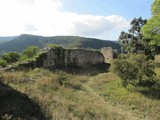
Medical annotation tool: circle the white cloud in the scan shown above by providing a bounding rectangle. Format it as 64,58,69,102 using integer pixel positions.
67,14,129,38
0,0,130,40
23,23,37,32
13,0,34,6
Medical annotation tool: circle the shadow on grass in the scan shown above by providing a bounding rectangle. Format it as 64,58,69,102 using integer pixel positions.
7,62,110,76
138,81,160,100
0,82,48,120
54,63,110,76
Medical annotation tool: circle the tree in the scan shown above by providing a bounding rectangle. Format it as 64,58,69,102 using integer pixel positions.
119,17,148,54
141,0,160,50
1,52,20,63
151,0,160,15
119,17,158,59
110,54,155,87
22,46,39,58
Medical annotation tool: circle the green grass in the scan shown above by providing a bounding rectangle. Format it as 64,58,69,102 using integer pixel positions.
87,72,160,120
0,68,160,120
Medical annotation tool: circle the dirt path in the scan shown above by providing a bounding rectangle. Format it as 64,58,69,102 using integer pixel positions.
81,77,150,120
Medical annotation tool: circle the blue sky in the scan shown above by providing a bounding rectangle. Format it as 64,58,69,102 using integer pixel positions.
62,0,153,19
0,0,154,40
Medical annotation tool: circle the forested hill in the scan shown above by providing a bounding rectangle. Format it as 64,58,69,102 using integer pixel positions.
0,34,120,52
0,36,17,43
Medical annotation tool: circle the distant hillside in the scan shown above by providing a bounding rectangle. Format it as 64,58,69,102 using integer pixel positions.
0,36,17,43
0,34,120,52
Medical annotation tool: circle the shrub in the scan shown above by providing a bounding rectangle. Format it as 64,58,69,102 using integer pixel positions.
0,59,7,67
1,52,20,63
47,44,62,49
22,46,39,58
110,54,155,87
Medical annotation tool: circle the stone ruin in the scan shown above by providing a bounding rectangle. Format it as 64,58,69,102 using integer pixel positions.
37,48,105,69
101,47,114,63
17,48,105,70
2,47,114,71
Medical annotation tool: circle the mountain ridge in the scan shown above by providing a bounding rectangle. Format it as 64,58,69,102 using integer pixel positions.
0,34,120,52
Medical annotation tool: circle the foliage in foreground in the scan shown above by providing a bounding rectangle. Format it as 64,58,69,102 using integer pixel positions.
142,0,160,46
110,54,156,87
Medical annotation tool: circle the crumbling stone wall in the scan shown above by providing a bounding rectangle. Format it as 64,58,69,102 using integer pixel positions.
101,47,114,63
35,48,105,69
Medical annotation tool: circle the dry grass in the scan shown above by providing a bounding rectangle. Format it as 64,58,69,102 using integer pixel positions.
0,68,160,120
154,55,160,63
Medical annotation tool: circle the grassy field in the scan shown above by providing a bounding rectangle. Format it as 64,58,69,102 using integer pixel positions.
0,68,160,120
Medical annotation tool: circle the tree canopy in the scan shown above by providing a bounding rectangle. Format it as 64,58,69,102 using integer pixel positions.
141,0,160,46
151,0,160,15
119,17,147,54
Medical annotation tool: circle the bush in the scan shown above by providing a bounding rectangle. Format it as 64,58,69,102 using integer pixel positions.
22,46,39,58
47,44,62,49
1,52,20,64
110,54,155,87
0,59,7,67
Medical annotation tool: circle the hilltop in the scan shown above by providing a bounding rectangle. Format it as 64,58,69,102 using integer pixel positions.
0,34,120,52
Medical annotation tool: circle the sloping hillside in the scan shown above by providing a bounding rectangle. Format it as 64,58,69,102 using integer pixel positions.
0,34,120,52
0,36,17,43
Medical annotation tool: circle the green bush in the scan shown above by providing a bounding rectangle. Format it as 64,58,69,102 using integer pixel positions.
22,46,39,58
1,52,20,64
47,44,62,49
0,59,7,67
110,54,155,87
